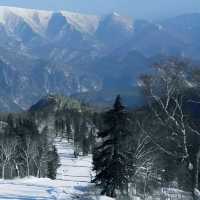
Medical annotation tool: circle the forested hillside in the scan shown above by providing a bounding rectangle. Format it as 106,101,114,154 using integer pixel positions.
91,59,200,199
1,58,200,200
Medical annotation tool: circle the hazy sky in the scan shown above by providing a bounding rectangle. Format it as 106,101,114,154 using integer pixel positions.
0,0,200,19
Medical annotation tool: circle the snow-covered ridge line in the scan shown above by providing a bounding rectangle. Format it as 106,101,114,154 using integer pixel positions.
0,6,99,19
0,6,100,34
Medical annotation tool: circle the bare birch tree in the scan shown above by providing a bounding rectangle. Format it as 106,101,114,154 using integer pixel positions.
139,59,200,191
0,137,18,179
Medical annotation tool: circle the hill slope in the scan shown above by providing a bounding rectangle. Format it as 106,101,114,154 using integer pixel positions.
0,137,112,200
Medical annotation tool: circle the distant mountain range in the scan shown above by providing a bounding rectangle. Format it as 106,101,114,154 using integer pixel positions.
0,6,199,111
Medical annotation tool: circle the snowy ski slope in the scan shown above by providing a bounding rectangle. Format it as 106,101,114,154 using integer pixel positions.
0,137,112,200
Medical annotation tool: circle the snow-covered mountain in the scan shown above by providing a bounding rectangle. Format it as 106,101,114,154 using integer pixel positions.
0,6,99,35
0,6,135,111
0,6,135,63
0,6,200,111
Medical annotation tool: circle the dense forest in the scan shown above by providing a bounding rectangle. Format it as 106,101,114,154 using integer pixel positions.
1,58,200,199
0,114,59,179
92,59,200,199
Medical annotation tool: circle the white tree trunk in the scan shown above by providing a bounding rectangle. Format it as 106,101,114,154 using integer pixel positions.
2,163,5,179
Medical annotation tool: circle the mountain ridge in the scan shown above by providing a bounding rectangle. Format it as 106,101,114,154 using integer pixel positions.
0,6,200,111
0,6,101,35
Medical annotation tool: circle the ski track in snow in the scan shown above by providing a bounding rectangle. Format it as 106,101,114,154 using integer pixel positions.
0,137,112,200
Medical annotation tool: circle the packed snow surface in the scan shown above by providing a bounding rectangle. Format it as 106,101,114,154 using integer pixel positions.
0,137,113,200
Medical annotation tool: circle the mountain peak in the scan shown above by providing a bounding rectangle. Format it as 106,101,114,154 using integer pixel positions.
0,6,100,34
112,12,120,17
0,6,52,35
100,12,134,33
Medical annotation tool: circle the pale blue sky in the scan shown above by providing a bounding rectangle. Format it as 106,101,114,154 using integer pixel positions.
0,0,200,19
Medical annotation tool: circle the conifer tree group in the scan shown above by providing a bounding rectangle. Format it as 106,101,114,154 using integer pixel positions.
93,95,133,197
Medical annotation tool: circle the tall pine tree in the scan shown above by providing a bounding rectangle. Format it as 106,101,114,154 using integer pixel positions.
93,95,133,197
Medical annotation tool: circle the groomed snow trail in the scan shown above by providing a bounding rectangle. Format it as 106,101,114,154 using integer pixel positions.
54,137,96,199
0,137,112,200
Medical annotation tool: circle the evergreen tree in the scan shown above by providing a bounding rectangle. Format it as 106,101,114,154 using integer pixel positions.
6,114,15,135
47,146,60,179
80,118,89,155
65,117,73,141
93,95,133,197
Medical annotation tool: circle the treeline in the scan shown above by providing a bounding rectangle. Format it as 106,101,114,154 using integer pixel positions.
29,95,98,156
92,59,200,199
0,114,59,179
54,108,96,156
